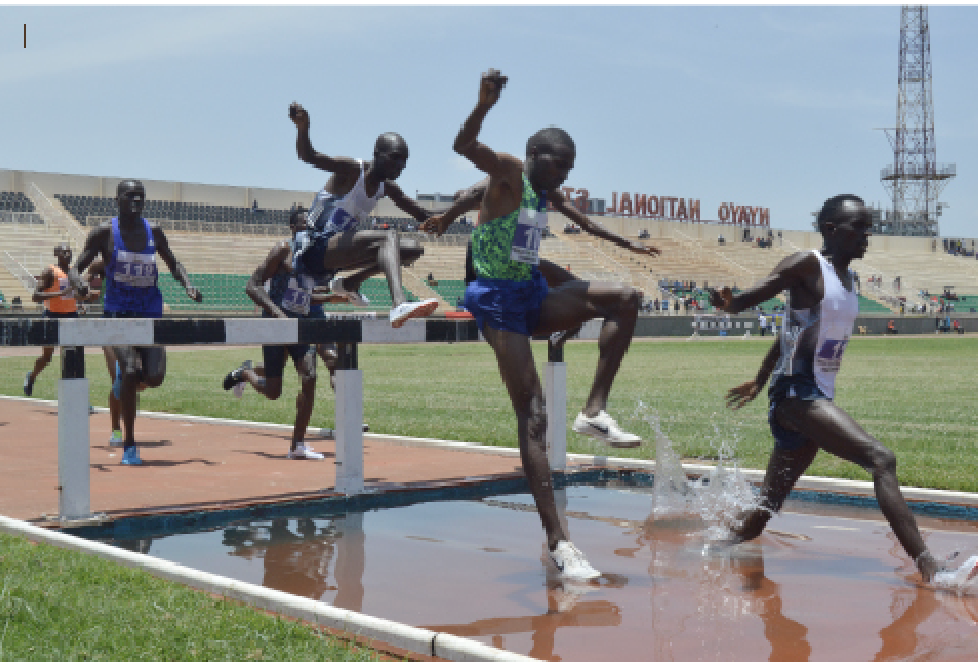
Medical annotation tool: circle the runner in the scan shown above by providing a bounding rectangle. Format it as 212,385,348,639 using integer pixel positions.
450,69,660,580
85,257,146,447
23,243,85,397
714,193,978,586
70,179,203,466
289,102,437,328
221,207,338,460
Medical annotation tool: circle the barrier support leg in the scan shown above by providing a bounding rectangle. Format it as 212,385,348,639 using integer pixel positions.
334,343,364,495
544,359,567,471
58,346,91,521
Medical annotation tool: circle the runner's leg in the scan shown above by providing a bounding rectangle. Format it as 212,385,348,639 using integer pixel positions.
777,397,931,566
535,280,642,416
482,325,566,551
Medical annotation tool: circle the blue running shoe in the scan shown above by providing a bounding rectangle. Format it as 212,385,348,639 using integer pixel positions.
120,446,142,466
112,361,122,400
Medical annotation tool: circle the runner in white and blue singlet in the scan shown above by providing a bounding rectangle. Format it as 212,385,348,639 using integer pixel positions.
288,102,439,328
70,180,202,466
713,194,978,588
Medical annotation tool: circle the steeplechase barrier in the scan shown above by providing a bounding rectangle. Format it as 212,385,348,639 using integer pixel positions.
0,315,571,522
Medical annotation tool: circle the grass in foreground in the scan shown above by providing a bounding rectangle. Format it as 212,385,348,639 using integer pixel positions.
2,335,976,491
0,532,381,661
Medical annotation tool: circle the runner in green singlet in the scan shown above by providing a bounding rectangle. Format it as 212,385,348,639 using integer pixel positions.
448,69,661,582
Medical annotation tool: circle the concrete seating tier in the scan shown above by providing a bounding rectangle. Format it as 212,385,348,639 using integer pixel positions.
55,194,291,227
0,191,35,213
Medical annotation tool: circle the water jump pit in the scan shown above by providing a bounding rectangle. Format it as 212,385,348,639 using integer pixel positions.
70,469,978,662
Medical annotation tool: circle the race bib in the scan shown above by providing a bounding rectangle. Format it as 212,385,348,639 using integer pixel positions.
323,207,362,235
815,335,850,374
114,250,158,287
57,277,75,301
510,207,547,265
281,276,312,316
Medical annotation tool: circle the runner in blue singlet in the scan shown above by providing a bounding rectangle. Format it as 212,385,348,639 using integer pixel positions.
69,180,202,466
714,194,978,587
221,207,345,460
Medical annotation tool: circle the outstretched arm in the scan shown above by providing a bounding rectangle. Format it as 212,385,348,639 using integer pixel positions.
245,242,290,318
152,226,202,303
453,70,511,178
383,181,431,223
709,252,814,314
550,191,661,257
289,102,361,176
68,224,110,296
421,178,488,235
726,336,781,409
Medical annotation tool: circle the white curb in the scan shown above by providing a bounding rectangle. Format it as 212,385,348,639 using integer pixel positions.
0,514,534,662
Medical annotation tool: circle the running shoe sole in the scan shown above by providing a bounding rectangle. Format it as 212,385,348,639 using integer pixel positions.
391,300,439,328
571,422,643,448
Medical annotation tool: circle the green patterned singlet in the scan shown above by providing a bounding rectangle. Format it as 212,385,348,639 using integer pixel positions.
471,173,547,281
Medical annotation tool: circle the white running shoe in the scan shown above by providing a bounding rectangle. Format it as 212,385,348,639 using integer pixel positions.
390,298,439,328
287,444,325,460
329,276,370,307
933,554,978,591
572,410,643,448
549,541,601,582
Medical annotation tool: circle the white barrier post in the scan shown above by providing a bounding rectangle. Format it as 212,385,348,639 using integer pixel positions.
58,346,90,520
545,343,567,471
334,343,364,495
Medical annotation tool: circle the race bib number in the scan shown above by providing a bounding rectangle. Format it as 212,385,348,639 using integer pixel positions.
58,277,75,301
114,250,158,287
510,207,547,265
281,277,312,316
323,207,360,235
815,336,849,374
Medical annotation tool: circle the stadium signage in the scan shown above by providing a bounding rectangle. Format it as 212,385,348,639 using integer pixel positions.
561,187,770,226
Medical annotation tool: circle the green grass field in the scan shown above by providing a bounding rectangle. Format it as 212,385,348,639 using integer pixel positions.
0,532,381,661
3,334,976,492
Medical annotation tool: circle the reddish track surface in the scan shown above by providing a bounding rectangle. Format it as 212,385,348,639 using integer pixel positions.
0,397,525,523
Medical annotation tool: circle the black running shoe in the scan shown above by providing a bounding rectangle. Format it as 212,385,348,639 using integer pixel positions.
23,372,33,397
222,368,245,391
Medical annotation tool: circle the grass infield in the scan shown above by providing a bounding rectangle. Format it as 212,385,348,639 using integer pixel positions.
0,532,381,661
3,334,976,492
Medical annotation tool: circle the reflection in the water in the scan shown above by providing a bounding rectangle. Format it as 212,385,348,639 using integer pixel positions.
222,513,364,611
146,482,978,662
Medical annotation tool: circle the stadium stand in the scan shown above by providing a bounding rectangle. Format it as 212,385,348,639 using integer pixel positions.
0,191,36,213
4,170,978,320
55,193,291,227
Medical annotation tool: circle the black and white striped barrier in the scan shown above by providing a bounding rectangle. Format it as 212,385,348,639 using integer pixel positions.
1,316,569,522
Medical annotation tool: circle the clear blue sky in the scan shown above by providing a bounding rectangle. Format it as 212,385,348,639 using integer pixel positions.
2,5,976,237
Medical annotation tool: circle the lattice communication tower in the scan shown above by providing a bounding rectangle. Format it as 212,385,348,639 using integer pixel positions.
879,5,955,237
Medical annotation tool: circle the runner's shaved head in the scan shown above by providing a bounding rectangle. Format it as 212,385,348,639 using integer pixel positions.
817,194,868,235
375,132,408,156
526,127,575,158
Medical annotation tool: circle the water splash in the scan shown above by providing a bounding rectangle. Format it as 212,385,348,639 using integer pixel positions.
633,401,760,542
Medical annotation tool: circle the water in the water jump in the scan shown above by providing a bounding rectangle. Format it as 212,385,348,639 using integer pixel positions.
634,401,760,543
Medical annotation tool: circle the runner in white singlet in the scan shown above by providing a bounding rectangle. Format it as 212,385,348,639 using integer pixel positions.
289,102,439,328
712,194,978,588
